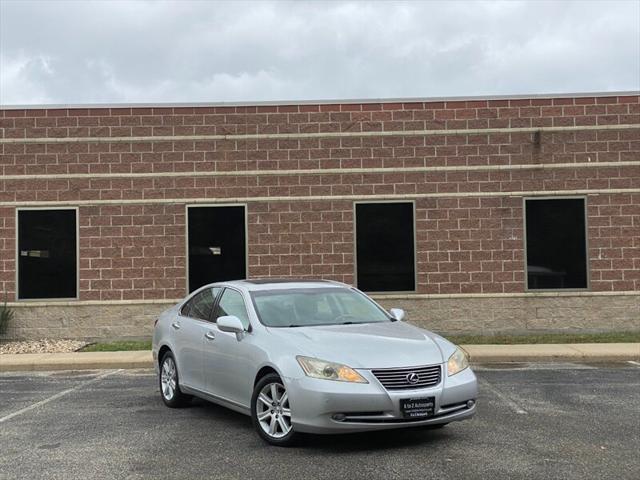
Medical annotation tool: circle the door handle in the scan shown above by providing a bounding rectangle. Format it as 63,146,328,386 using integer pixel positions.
204,331,216,341
171,322,181,330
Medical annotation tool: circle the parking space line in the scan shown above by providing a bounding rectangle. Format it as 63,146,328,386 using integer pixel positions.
479,378,528,415
0,369,121,424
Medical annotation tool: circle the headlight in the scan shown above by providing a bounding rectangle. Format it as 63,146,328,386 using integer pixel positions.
296,356,368,383
447,347,469,376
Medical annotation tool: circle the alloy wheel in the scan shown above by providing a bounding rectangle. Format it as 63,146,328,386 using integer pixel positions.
161,356,177,401
255,381,292,439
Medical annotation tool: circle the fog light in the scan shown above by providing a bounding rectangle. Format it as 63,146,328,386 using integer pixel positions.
332,413,346,421
466,400,476,409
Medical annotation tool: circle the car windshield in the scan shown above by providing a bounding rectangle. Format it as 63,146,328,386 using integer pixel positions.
250,288,391,327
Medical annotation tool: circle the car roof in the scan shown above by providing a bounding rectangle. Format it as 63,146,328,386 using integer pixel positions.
219,278,349,292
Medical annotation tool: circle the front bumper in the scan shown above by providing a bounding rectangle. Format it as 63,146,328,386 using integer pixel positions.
285,365,478,434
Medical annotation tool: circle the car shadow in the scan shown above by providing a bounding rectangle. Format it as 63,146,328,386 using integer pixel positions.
189,397,450,451
295,427,449,452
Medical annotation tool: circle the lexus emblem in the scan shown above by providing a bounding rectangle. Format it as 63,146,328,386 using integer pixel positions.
406,372,419,384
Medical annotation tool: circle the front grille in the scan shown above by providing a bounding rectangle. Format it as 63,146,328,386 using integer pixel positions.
371,364,441,390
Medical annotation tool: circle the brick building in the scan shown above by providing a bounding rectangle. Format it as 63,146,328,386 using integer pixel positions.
0,92,638,340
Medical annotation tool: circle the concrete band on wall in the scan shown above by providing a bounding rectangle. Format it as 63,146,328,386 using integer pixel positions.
4,292,638,340
2,122,638,144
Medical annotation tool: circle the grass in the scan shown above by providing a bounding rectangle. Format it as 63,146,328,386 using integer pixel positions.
79,340,152,352
77,331,640,352
446,331,640,345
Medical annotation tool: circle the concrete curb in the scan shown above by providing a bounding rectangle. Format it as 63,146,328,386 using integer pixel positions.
0,343,638,372
0,351,153,372
462,343,640,364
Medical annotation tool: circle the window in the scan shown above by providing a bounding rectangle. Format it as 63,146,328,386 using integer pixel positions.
215,288,250,329
525,198,588,290
17,209,77,300
181,288,220,321
355,202,415,292
187,206,246,293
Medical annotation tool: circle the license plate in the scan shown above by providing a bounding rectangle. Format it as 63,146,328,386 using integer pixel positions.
400,397,435,419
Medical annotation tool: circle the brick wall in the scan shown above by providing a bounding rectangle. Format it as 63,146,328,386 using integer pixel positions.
0,123,638,180
1,193,638,301
0,206,13,299
1,93,639,338
1,95,638,139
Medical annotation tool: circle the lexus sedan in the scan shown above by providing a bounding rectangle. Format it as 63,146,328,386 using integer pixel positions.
152,279,478,446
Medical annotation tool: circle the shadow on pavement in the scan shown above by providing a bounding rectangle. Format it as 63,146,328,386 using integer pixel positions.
191,396,450,452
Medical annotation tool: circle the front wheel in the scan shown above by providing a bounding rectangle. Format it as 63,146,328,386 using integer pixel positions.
251,373,298,446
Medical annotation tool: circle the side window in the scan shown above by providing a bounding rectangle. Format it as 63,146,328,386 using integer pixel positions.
181,288,220,321
179,301,191,317
216,289,250,329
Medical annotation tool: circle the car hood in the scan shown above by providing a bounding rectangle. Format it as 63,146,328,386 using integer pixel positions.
266,321,446,369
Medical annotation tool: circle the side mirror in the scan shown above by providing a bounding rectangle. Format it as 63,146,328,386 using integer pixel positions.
217,315,246,333
389,308,406,321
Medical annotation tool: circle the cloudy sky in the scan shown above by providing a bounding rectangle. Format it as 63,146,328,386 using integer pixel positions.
0,0,638,106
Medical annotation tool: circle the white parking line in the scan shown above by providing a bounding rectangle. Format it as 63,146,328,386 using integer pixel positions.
119,371,156,377
627,361,640,367
479,378,528,415
0,369,121,424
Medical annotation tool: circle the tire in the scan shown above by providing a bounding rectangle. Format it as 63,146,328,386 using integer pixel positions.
251,373,298,446
159,351,192,408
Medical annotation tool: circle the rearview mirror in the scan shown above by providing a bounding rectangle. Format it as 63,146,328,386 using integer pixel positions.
217,315,246,333
389,308,406,321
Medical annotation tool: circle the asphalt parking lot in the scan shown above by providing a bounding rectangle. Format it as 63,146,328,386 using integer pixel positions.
0,363,638,480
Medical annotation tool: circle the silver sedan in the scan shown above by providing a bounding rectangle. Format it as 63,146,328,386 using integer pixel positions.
152,279,478,446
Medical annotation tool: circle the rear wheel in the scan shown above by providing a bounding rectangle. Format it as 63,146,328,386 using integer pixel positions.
251,373,298,446
159,351,191,408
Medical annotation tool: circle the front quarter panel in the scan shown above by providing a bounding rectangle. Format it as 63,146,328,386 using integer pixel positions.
252,334,308,383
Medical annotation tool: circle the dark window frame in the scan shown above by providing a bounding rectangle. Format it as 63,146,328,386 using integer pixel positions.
523,196,590,292
184,204,248,294
15,207,79,301
353,200,417,294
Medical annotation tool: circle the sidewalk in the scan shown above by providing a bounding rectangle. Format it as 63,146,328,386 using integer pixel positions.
0,343,638,372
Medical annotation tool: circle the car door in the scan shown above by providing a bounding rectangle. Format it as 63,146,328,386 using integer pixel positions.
203,287,255,406
173,287,220,392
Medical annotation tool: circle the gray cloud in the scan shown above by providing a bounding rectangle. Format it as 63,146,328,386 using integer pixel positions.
1,0,638,105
